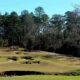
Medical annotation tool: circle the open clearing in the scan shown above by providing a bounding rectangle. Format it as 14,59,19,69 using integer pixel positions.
0,48,80,79
0,48,80,74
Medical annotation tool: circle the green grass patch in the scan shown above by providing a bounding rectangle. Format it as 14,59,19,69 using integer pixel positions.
0,75,80,80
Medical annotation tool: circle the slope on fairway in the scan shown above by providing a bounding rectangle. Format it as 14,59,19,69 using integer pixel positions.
0,48,80,75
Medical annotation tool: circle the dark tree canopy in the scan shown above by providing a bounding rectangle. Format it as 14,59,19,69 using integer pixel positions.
0,6,80,56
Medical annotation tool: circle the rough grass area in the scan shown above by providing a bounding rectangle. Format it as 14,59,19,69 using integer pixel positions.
0,48,80,76
0,75,80,80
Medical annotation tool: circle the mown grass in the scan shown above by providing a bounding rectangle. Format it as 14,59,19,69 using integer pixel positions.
0,75,80,80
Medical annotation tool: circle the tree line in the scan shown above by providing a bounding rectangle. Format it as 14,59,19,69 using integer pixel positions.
0,6,80,56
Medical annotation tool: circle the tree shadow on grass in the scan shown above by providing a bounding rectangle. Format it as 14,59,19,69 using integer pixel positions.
0,71,45,76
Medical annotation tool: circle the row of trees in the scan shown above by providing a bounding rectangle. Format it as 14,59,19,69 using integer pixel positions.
0,6,80,56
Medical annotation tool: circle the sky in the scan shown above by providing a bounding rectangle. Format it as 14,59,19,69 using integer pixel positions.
0,0,80,17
